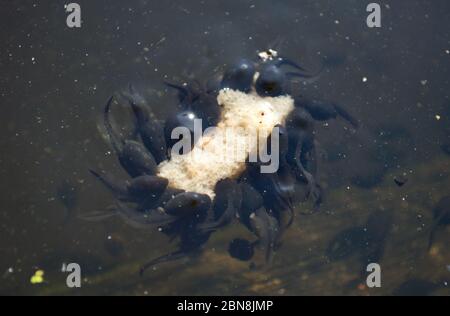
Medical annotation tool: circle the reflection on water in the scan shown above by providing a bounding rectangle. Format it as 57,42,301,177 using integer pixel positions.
0,0,449,295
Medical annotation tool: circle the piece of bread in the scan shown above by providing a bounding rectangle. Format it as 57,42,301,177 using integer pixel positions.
157,88,294,198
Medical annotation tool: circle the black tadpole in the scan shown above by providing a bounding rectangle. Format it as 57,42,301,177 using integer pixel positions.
228,238,254,261
103,96,124,154
394,176,408,187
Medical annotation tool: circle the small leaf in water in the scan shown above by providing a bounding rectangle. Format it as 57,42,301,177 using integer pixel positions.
30,270,45,284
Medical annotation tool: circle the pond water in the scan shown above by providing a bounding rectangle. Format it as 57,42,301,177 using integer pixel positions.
0,0,449,295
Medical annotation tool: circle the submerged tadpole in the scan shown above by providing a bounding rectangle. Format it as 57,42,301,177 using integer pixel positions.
56,179,79,223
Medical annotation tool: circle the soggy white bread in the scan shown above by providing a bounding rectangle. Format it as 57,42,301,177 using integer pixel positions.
157,88,294,198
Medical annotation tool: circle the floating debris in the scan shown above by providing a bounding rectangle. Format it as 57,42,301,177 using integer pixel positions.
394,175,408,187
258,49,278,61
30,270,45,284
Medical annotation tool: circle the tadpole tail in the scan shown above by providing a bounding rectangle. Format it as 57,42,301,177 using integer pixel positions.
120,84,146,140
264,229,277,265
164,81,191,103
198,189,238,233
198,206,233,233
276,57,308,72
333,103,360,129
273,182,295,228
104,96,123,154
294,142,322,210
311,186,323,210
197,217,226,233
286,61,324,82
89,169,127,197
77,207,118,222
115,202,176,229
128,97,148,128
139,250,187,276
285,197,295,227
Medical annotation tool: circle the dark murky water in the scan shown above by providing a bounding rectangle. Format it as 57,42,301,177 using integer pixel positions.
1,0,449,295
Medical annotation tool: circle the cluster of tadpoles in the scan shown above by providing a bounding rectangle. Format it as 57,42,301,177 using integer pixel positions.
89,52,359,274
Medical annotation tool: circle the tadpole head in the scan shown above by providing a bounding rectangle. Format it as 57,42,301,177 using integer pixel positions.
255,64,286,97
221,59,255,93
